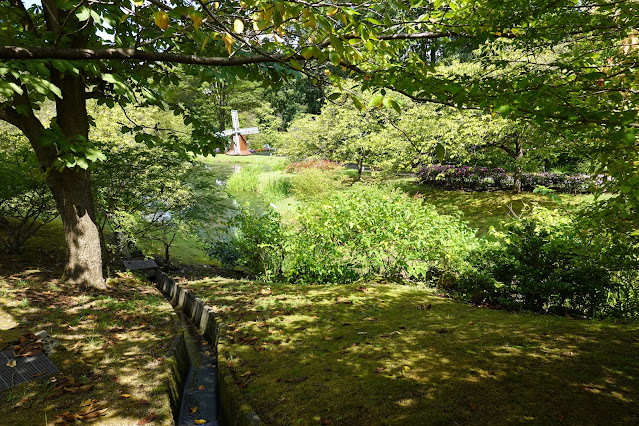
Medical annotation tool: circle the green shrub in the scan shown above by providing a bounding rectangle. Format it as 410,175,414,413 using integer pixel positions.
289,168,346,201
270,157,291,171
457,207,639,317
226,164,262,192
206,205,284,279
0,132,58,253
284,185,478,284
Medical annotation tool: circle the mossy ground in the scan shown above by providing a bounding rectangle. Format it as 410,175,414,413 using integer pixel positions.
184,278,639,425
0,250,179,425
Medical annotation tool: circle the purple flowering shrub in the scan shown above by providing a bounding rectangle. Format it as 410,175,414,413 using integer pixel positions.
417,164,605,193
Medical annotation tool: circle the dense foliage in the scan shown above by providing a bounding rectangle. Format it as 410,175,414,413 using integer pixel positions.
456,208,639,317
418,164,604,193
209,185,478,285
0,131,57,253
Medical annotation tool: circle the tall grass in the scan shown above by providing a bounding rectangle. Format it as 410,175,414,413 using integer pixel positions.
226,164,262,192
260,177,292,203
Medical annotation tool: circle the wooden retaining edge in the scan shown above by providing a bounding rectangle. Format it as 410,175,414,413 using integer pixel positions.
153,270,263,426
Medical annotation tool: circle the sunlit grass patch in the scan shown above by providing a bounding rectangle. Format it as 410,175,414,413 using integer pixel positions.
185,278,639,425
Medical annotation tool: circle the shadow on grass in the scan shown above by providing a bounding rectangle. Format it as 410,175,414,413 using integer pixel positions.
0,258,178,426
186,279,639,425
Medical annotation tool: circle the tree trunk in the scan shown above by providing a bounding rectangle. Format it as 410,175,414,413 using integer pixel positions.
0,0,106,289
357,157,364,181
48,168,106,288
48,71,106,289
512,142,524,194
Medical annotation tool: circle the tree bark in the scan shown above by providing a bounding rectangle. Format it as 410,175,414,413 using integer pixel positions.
49,71,106,289
48,168,106,288
512,142,524,194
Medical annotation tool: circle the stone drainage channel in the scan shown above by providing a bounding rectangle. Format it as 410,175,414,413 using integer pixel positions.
148,268,263,426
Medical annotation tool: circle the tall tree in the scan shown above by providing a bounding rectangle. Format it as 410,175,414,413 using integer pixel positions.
1,0,637,288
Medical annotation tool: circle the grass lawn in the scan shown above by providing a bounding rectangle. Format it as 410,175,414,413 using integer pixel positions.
200,152,285,166
183,278,639,425
387,178,596,235
0,253,179,425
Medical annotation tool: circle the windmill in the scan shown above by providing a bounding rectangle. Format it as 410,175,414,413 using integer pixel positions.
219,110,259,156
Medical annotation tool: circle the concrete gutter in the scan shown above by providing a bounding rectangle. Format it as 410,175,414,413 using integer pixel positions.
152,270,263,426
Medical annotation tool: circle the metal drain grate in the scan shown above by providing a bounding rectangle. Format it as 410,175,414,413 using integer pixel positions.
0,348,57,391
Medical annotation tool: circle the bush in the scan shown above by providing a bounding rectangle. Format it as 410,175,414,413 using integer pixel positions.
206,204,284,279
206,185,479,285
285,159,342,173
417,164,604,193
284,185,478,284
270,157,291,171
0,132,58,253
289,168,346,201
456,207,639,317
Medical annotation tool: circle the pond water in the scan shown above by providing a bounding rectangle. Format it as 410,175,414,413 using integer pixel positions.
204,160,268,216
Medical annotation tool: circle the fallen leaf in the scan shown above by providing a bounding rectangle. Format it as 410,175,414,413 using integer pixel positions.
320,419,332,425
194,420,207,425
199,385,205,390
375,367,385,373
282,376,308,383
81,408,108,419
190,406,198,413
137,413,158,425
402,366,411,373
323,336,332,341
120,394,132,398
6,359,16,368
202,341,208,346
468,401,478,411
80,398,92,407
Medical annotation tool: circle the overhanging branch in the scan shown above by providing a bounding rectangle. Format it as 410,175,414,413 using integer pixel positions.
0,30,457,63
0,45,290,65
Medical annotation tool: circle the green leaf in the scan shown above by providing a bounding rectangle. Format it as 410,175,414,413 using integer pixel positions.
289,60,303,71
368,94,383,108
76,157,89,169
300,47,314,60
496,104,511,118
327,93,341,101
329,52,341,66
76,7,91,22
435,143,446,161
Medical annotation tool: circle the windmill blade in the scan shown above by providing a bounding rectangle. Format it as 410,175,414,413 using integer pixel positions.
231,110,239,130
241,127,259,135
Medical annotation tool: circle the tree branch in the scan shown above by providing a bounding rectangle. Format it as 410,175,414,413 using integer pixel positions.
0,45,293,65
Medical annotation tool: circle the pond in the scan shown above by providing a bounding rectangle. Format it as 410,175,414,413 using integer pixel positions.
204,160,268,216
